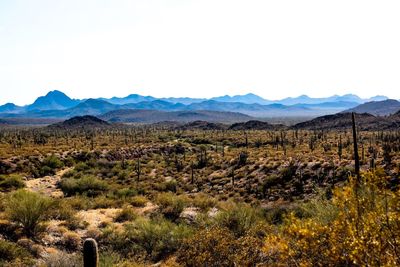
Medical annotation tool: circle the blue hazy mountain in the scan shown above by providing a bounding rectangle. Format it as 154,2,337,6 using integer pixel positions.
0,103,24,113
7,99,118,118
0,90,394,121
67,99,117,115
123,100,186,110
159,97,207,105
102,94,156,105
27,90,81,111
184,100,310,117
293,101,359,110
276,94,388,105
210,93,271,104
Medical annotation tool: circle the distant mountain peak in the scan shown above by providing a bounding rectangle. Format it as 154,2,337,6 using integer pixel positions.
2,103,18,107
48,115,110,129
46,90,67,96
210,93,269,104
342,93,358,97
244,93,258,96
0,102,24,113
73,98,115,109
27,90,80,111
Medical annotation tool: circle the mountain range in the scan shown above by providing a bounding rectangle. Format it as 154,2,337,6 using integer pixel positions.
0,90,399,123
45,109,400,132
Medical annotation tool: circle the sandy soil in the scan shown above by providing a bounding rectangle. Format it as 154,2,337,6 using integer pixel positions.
25,168,71,198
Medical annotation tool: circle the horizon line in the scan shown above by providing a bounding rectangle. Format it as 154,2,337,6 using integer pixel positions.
1,89,396,106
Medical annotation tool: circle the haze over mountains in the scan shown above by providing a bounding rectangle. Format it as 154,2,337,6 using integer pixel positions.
1,90,400,130
0,90,396,123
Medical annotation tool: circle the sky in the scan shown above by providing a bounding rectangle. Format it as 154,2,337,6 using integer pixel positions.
1,0,400,105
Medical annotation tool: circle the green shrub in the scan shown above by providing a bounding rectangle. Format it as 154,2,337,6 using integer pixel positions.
164,179,178,192
0,239,33,265
74,162,90,172
67,196,91,210
62,231,81,251
6,190,55,237
114,206,138,222
130,195,148,207
124,218,192,261
155,192,188,221
0,174,25,191
63,214,89,231
264,206,291,225
99,251,122,267
43,155,64,169
115,188,137,199
51,199,76,221
299,197,339,224
191,193,217,211
215,203,262,237
61,169,76,178
93,196,118,209
39,165,54,176
60,176,108,197
39,155,64,176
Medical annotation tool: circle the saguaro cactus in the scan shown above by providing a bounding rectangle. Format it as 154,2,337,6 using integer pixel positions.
338,135,342,161
83,238,99,267
136,157,141,182
191,161,195,184
351,112,360,182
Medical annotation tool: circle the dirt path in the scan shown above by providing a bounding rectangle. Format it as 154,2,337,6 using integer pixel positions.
76,208,121,229
25,168,71,198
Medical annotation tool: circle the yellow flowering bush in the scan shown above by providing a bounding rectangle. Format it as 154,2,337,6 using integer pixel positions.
263,169,400,266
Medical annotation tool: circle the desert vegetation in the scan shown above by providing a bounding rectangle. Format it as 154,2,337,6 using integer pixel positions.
0,119,399,266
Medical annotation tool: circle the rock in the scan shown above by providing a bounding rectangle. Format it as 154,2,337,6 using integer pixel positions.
164,176,174,182
180,207,199,224
207,207,219,218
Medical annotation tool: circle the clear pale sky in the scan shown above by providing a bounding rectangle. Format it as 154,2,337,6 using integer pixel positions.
1,0,400,105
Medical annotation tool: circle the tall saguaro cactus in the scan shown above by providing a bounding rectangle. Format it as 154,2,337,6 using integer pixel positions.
136,157,141,183
83,238,99,267
351,112,360,182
